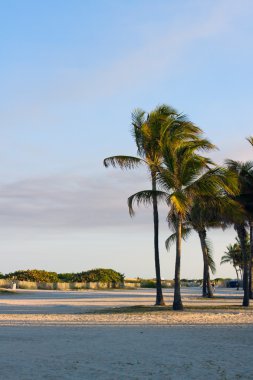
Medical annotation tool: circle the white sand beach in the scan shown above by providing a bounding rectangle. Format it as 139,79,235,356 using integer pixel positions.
1,288,253,379
1,325,253,380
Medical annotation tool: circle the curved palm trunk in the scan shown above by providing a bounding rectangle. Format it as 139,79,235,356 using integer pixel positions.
236,224,250,307
198,229,213,298
202,266,207,297
249,222,253,299
173,215,183,310
151,172,165,306
234,266,240,290
206,267,213,298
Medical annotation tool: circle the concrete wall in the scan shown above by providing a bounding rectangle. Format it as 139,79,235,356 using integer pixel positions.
124,281,141,288
0,279,129,290
0,279,13,289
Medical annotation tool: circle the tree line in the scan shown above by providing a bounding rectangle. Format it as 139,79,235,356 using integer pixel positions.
104,104,253,309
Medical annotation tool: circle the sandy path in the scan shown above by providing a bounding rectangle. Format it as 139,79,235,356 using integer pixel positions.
0,310,253,326
0,288,246,314
0,288,252,325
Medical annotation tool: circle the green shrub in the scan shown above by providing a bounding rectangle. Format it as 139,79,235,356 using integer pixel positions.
5,270,59,283
4,268,124,284
76,268,124,283
58,273,77,282
140,280,156,288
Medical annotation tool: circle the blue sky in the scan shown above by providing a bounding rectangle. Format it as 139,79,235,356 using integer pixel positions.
0,0,253,278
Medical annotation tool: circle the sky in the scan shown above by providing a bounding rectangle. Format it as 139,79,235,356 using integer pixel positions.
0,0,253,279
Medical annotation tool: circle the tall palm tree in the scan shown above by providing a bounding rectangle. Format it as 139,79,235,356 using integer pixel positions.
104,105,177,306
128,128,231,309
250,221,253,299
191,192,240,297
246,137,253,298
165,181,238,298
226,159,253,306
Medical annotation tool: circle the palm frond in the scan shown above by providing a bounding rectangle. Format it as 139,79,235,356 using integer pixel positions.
103,155,145,169
186,167,229,199
128,190,168,217
165,233,177,251
225,159,253,174
169,192,189,215
165,227,192,251
246,136,253,147
220,256,232,265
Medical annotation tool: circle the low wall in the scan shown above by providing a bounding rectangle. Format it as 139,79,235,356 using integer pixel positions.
124,281,141,288
0,279,128,290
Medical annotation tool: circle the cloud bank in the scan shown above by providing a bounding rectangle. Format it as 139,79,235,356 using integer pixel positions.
0,171,159,230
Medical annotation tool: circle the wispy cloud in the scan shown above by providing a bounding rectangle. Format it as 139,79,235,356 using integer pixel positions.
1,0,252,128
0,171,160,230
50,0,253,101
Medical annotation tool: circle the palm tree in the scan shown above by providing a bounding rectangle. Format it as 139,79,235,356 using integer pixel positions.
250,221,253,299
128,126,232,309
221,243,243,289
166,202,217,298
165,213,216,298
104,105,177,306
246,137,253,299
191,192,241,297
226,159,253,306
165,178,238,298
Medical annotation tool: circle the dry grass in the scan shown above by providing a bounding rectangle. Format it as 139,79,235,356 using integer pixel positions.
86,304,253,315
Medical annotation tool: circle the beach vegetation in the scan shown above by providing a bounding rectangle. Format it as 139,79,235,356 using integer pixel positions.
74,268,124,283
5,269,59,283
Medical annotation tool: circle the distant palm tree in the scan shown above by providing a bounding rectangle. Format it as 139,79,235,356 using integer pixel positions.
104,105,177,306
221,243,243,289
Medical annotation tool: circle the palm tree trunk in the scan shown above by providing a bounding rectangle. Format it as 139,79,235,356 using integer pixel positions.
249,222,253,299
202,266,207,297
206,265,213,298
151,172,165,306
235,224,250,307
198,229,213,298
173,214,183,310
234,266,240,290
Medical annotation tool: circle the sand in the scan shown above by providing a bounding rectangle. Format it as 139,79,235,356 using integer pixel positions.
0,288,253,379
